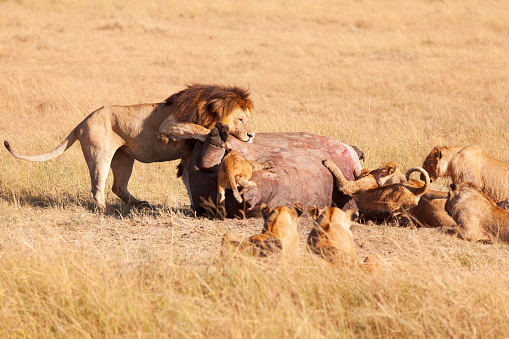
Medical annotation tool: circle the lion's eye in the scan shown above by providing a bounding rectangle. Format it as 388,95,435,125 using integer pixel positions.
239,119,244,123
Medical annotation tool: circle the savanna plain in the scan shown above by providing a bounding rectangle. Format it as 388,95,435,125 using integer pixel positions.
1,0,509,337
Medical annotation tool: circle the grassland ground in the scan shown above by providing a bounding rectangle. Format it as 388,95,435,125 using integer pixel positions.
1,0,509,337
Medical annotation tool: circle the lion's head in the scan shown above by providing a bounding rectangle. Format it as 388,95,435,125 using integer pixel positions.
422,147,443,182
307,206,358,260
260,203,303,237
444,182,460,214
369,161,398,186
164,84,255,142
423,146,470,182
445,181,492,214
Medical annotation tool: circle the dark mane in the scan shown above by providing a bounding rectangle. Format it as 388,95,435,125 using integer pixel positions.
163,84,253,129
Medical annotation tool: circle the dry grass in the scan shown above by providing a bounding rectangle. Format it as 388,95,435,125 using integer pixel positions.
1,0,509,337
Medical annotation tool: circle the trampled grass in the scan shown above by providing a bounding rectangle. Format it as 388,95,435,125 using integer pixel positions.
1,0,509,337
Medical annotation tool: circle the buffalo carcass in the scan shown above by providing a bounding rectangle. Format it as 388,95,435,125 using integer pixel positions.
180,124,363,218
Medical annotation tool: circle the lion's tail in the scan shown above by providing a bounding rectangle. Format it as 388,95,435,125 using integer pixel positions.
4,126,79,162
323,159,349,188
405,167,430,197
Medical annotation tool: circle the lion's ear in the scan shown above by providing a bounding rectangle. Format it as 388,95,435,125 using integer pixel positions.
292,202,304,217
346,209,359,224
383,161,396,174
433,147,442,159
307,205,321,219
260,203,271,218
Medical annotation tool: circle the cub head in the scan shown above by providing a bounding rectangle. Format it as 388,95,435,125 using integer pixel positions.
307,206,359,259
370,161,398,186
422,146,446,182
445,182,483,214
358,168,371,178
445,183,459,214
260,203,304,239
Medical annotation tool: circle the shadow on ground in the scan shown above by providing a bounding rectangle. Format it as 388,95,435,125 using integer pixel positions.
0,190,194,218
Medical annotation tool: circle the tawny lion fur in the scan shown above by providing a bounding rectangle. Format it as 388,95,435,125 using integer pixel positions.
369,161,406,186
217,149,273,211
4,84,255,213
221,203,303,257
307,206,358,261
423,145,509,205
322,160,377,194
323,159,430,220
217,150,258,205
370,161,453,227
444,182,509,243
307,206,382,271
424,198,457,228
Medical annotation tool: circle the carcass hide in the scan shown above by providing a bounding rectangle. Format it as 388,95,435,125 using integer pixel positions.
180,129,363,218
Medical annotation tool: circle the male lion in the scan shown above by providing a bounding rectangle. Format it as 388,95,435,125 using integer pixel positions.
4,84,255,213
422,145,509,205
443,182,509,243
221,203,304,257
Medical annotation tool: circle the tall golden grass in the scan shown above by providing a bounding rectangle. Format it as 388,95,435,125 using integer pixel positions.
1,0,509,336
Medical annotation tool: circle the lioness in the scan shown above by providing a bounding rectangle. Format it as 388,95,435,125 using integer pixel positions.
422,145,509,205
307,206,383,271
221,203,303,257
323,159,430,221
444,182,509,243
4,84,255,213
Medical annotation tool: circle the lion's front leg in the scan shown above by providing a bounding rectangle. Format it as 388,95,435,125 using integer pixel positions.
157,115,211,143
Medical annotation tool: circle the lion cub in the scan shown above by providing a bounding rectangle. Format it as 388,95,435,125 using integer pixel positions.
369,161,404,186
369,161,453,227
322,159,377,194
217,150,273,207
307,206,359,262
307,206,382,271
444,182,509,243
221,203,304,257
323,159,430,221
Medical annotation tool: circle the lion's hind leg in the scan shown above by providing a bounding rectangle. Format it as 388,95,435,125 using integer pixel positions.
235,177,257,203
80,138,118,214
111,148,148,208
